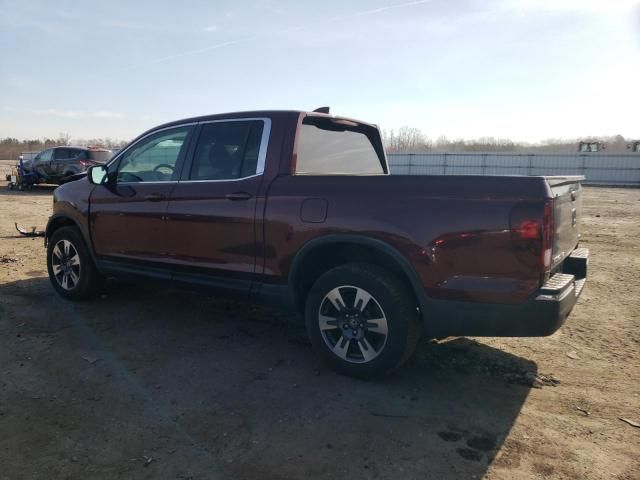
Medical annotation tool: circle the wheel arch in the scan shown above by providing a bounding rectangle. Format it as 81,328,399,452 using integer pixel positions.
288,234,429,323
45,214,101,271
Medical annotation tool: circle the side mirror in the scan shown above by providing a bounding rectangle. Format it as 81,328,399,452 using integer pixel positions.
88,165,109,185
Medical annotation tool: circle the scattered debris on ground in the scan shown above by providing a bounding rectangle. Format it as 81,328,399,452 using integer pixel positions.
418,338,560,388
576,407,590,416
618,418,640,428
14,223,45,237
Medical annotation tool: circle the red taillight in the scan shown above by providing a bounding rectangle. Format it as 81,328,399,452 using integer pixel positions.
541,200,554,271
510,201,553,275
518,220,539,240
79,160,96,167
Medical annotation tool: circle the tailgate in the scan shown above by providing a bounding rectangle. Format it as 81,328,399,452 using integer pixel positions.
546,176,583,270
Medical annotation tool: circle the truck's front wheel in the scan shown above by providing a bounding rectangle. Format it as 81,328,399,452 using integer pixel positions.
47,226,103,300
305,263,421,379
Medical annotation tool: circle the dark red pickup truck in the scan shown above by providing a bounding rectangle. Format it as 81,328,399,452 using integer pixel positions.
45,109,588,378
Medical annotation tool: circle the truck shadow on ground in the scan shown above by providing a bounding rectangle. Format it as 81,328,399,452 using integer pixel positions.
0,277,542,479
0,184,57,196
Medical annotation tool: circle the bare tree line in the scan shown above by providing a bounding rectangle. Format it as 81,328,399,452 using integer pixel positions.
383,127,636,153
0,134,128,160
1,128,637,160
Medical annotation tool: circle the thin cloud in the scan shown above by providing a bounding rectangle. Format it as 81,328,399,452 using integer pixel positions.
101,19,151,29
123,36,260,69
332,0,434,20
506,0,637,14
33,109,123,119
100,19,199,33
34,109,83,118
93,111,124,119
125,0,434,69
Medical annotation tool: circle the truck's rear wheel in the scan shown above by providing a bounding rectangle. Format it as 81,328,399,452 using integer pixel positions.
47,226,103,300
305,263,421,379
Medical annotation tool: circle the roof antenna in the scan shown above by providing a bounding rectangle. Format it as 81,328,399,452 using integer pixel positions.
313,106,330,114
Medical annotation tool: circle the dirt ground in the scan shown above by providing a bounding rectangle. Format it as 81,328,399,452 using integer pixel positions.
0,173,638,479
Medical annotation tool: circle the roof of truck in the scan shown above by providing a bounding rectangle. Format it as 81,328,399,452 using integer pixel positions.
145,109,377,136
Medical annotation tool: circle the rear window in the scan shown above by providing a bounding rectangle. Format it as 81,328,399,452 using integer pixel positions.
295,118,385,175
88,150,112,163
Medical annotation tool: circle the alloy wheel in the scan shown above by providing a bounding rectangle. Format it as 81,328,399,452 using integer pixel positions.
318,285,389,363
51,239,82,291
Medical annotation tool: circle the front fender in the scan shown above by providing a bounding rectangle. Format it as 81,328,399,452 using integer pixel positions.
45,179,101,270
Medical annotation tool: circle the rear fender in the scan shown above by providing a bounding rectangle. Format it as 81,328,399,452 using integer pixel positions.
289,234,430,323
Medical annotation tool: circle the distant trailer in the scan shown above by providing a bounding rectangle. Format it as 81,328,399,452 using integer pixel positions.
578,141,603,153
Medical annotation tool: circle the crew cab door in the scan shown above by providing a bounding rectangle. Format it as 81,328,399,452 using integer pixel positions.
89,125,194,277
166,118,271,295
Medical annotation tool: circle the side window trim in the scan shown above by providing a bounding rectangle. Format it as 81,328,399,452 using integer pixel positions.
177,123,202,182
179,117,271,183
113,123,196,184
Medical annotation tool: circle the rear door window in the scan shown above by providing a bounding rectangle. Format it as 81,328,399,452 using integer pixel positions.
68,149,84,160
75,150,89,160
295,118,385,175
188,120,264,181
54,148,71,160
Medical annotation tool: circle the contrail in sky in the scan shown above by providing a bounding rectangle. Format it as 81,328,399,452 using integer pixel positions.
123,0,433,70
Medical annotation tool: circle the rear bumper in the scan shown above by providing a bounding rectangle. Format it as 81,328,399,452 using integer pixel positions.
425,248,589,337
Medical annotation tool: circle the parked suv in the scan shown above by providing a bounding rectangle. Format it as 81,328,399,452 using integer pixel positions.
44,109,588,378
27,146,111,184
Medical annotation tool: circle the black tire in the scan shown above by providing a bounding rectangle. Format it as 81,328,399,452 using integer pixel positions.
47,226,103,300
8,183,13,190
305,263,421,379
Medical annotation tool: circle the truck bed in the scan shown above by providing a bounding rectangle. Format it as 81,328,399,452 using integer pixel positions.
265,173,582,305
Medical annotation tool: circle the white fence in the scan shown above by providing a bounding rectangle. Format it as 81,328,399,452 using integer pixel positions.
387,153,640,186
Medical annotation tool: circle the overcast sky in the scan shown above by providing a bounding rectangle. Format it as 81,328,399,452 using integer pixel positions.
1,0,638,142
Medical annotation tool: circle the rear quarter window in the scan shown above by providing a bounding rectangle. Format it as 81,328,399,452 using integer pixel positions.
88,150,112,163
295,120,385,175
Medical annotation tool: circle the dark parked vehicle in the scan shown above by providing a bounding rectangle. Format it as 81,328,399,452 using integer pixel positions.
27,146,111,184
44,109,588,378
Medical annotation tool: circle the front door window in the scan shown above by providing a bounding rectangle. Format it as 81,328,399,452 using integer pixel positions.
117,127,191,183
